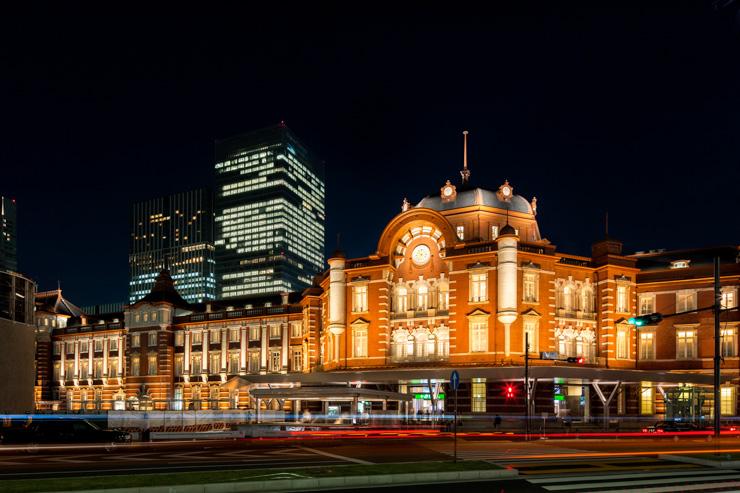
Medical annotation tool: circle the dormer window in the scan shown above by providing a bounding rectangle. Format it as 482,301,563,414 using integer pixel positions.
670,260,690,269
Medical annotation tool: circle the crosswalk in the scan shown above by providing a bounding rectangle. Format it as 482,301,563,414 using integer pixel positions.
425,441,587,462
526,469,740,492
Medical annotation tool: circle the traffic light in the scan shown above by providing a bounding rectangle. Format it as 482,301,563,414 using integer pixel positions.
505,385,515,399
628,312,663,327
566,356,585,364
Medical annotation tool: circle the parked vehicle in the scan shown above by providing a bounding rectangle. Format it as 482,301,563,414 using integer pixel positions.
0,419,132,445
642,420,699,433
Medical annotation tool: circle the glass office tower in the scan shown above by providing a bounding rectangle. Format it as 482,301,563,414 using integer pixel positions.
0,196,17,272
129,189,216,304
214,124,325,299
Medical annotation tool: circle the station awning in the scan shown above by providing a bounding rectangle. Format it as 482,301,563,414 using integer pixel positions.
247,386,413,402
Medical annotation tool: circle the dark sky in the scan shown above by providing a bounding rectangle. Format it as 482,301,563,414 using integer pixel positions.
3,3,740,306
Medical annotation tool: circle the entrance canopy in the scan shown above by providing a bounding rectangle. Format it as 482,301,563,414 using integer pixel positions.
248,386,412,402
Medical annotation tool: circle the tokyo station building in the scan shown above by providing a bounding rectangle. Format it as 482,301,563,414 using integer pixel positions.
34,145,740,423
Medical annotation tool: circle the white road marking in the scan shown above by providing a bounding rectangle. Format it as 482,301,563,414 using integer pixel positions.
299,446,373,465
598,481,740,493
527,468,728,484
541,473,740,491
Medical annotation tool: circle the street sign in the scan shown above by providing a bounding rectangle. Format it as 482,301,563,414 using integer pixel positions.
450,370,460,391
540,351,559,360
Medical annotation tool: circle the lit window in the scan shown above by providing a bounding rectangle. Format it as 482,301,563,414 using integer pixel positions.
670,260,690,269
523,272,538,303
270,351,281,372
148,332,157,347
131,334,140,348
470,272,487,302
456,225,464,240
721,386,736,416
523,319,538,353
175,331,184,346
292,350,303,371
395,285,408,312
417,284,429,310
471,378,486,412
676,290,697,313
269,325,281,339
290,322,302,338
109,338,118,351
353,326,368,358
352,285,368,312
249,326,260,341
639,294,655,315
109,359,118,377
147,353,157,375
192,332,203,345
722,288,738,310
94,339,103,352
438,283,449,310
676,329,697,359
174,354,183,375
229,352,240,373
94,359,103,378
491,225,498,240
470,321,488,352
191,354,202,374
210,352,221,374
639,331,655,360
641,384,654,415
80,341,89,353
616,285,629,313
130,356,140,376
616,326,629,359
248,352,260,373
722,328,738,358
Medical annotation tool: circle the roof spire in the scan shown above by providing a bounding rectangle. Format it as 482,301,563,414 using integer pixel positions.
460,130,470,184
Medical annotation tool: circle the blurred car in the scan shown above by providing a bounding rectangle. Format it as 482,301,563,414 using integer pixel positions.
0,419,132,445
642,421,699,433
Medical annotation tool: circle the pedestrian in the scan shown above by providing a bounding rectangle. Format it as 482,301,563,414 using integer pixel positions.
494,414,501,430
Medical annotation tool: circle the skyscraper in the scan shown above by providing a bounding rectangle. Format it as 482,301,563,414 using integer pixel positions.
0,196,17,272
129,188,216,304
214,124,325,299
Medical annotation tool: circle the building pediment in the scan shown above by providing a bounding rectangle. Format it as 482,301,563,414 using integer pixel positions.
466,308,490,318
521,308,541,318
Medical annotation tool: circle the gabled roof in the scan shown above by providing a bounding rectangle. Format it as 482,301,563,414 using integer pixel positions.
35,289,84,318
133,269,190,309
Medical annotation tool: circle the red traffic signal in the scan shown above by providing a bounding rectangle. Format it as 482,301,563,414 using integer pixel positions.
505,384,515,398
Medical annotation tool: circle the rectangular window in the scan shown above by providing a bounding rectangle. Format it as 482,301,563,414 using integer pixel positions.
290,322,302,338
175,331,184,346
94,359,103,378
639,294,655,315
639,331,656,360
523,272,538,303
94,338,103,352
353,285,368,312
616,327,628,359
64,361,74,379
722,288,738,310
470,272,488,302
523,319,538,353
270,351,281,372
676,290,697,313
80,341,89,353
249,326,260,341
210,352,221,374
53,342,61,355
491,225,498,240
109,338,118,351
248,352,260,373
148,332,157,347
471,378,486,413
722,328,738,358
147,353,157,375
470,321,488,352
676,329,697,359
229,328,240,343
174,354,183,376
353,326,368,358
721,387,736,416
641,384,654,415
191,354,202,374
131,334,140,348
191,331,203,345
79,360,89,378
229,352,240,374
269,325,281,339
53,362,61,381
130,356,140,376
616,285,629,313
456,225,464,240
293,350,303,371
109,358,118,377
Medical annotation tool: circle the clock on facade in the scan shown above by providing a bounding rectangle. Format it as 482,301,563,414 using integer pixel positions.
497,180,514,202
411,244,432,266
440,180,457,203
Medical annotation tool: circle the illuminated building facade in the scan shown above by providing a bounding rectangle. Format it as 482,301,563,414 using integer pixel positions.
35,134,739,424
129,189,216,304
1,195,17,272
214,124,325,299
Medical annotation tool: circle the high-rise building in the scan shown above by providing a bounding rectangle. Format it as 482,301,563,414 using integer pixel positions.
1,196,17,272
214,124,325,299
129,188,216,304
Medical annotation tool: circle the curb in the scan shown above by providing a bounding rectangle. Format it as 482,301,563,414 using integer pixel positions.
47,468,518,493
659,454,740,469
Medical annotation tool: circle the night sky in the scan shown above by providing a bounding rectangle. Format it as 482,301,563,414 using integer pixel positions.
3,3,740,306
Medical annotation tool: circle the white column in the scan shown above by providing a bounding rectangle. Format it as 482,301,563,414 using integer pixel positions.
61,345,66,380
184,331,191,373
496,229,519,357
74,340,80,378
102,338,108,376
328,256,346,335
221,329,228,372
260,325,268,371
281,323,289,370
118,335,124,377
88,337,94,378
240,327,247,373
202,330,209,372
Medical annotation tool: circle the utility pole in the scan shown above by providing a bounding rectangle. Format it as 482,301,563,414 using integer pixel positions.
714,256,721,439
525,331,529,439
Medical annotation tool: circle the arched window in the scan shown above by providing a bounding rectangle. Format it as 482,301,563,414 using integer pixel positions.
435,326,450,358
395,285,408,313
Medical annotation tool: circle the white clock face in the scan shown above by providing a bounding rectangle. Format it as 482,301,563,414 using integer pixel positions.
411,244,432,266
502,186,512,197
443,186,453,197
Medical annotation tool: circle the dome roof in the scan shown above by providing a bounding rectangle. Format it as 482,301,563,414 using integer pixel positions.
416,185,533,214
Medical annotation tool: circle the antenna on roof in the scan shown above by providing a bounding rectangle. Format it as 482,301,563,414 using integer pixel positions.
460,130,471,184
57,280,61,292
